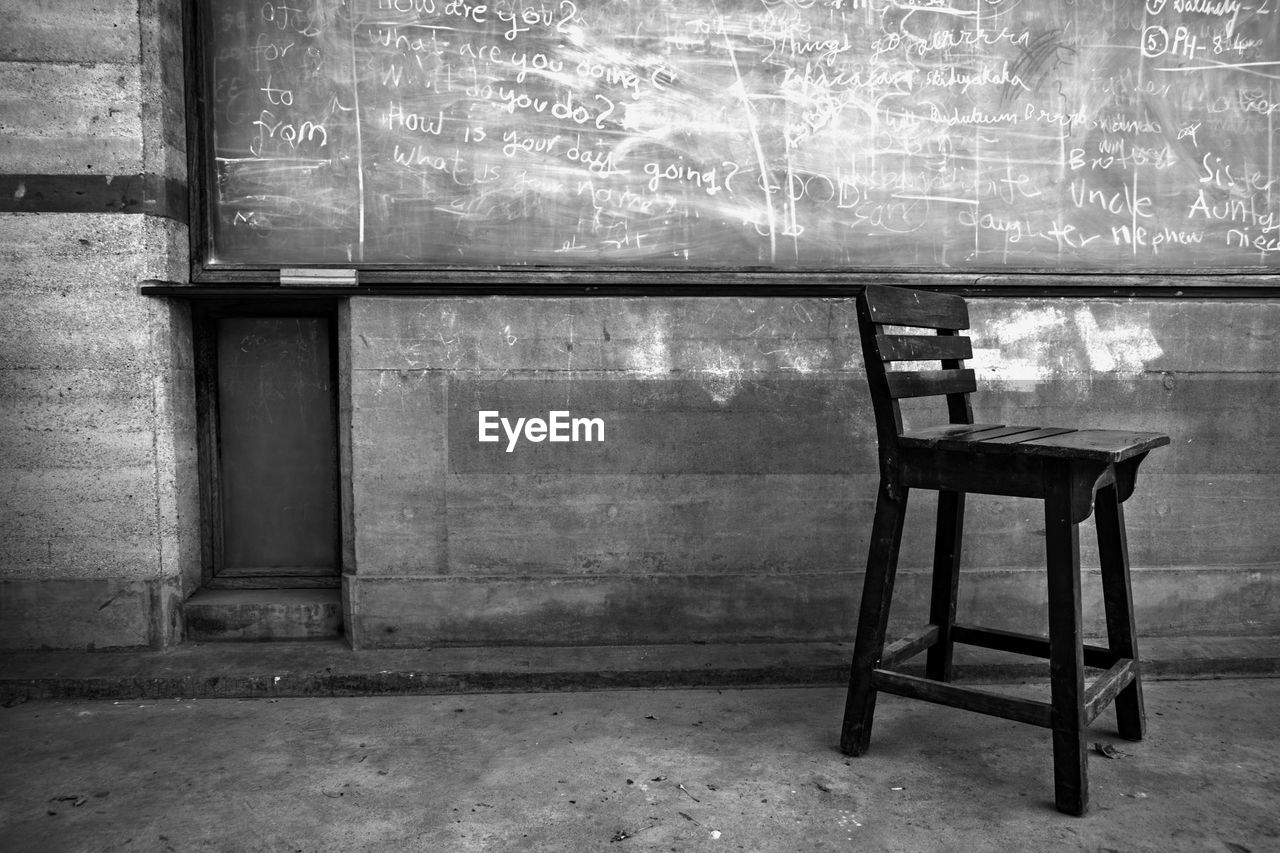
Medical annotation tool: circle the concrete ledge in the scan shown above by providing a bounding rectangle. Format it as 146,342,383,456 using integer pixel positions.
0,635,1276,704
0,578,178,651
185,588,343,642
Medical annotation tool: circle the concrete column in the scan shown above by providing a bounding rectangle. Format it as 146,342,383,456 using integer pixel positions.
0,0,197,649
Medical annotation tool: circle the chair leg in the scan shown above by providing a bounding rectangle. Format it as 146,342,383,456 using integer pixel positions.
841,481,909,756
1045,469,1088,816
1096,484,1145,741
926,489,965,682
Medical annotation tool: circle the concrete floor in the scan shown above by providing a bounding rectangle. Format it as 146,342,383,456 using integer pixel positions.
0,679,1276,853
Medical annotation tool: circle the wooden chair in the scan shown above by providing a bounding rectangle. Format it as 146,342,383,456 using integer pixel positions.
841,285,1169,816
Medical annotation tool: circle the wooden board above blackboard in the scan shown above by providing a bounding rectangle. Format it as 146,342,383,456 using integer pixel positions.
200,0,1280,275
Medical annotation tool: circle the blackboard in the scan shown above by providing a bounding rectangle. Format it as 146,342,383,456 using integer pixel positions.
202,0,1280,273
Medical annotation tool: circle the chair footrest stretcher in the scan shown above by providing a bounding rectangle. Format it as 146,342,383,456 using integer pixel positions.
872,669,1054,727
881,622,1124,670
950,623,1123,669
873,622,1137,729
871,659,1136,729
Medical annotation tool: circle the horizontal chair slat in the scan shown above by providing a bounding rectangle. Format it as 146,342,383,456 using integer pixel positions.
863,285,969,330
872,669,1053,728
885,368,976,399
951,624,1120,669
877,334,973,362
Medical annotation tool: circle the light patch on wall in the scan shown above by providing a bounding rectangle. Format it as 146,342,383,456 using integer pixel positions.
624,313,672,377
971,305,1162,386
406,306,460,368
787,353,815,374
687,343,746,404
970,306,1070,383
781,340,830,374
758,337,825,375
1072,307,1162,375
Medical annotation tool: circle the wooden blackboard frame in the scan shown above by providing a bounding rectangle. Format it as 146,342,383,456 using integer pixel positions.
179,0,1280,297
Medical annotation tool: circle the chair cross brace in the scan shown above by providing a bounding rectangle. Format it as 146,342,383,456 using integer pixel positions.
872,622,1138,729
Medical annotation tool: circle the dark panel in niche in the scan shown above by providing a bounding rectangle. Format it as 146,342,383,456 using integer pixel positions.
217,316,339,573
202,0,1280,273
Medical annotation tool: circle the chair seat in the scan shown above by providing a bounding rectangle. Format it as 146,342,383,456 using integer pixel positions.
899,424,1170,463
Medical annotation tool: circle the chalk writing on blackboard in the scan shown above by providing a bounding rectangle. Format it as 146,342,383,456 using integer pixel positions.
204,0,1280,272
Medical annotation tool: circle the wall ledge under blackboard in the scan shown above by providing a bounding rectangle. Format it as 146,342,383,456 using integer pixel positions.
143,274,1280,300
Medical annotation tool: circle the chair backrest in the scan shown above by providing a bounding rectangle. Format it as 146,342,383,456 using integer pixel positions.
855,285,976,455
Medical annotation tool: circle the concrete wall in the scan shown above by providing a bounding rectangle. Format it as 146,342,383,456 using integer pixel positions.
0,1,1275,651
963,298,1279,639
0,0,197,649
345,298,866,647
342,295,1280,648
